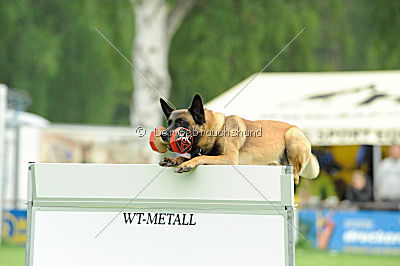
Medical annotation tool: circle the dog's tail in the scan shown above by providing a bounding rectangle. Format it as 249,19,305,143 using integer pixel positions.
299,154,319,179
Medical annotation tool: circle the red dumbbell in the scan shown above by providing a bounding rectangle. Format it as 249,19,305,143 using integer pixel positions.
149,126,168,153
169,127,193,154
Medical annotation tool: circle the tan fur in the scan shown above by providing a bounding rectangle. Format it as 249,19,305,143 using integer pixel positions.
162,108,319,184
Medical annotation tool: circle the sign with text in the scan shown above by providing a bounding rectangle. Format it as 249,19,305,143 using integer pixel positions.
27,164,295,266
328,210,400,254
123,212,197,226
2,209,27,245
300,209,400,255
32,211,286,266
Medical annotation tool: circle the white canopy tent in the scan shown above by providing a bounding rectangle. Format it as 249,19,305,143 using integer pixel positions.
206,70,400,146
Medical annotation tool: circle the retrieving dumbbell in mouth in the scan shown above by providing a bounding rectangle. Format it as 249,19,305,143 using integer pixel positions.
149,126,193,154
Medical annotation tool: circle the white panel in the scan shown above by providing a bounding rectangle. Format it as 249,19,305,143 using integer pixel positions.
33,211,286,266
34,164,283,202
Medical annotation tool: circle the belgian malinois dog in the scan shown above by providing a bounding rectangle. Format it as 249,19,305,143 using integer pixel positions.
159,94,319,184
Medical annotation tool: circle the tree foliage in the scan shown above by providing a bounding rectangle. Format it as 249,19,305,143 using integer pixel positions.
0,0,399,124
0,0,134,124
169,0,400,105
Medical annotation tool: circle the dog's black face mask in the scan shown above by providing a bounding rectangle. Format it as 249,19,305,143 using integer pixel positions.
159,94,205,143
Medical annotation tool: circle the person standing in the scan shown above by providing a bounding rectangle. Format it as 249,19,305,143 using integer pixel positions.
374,145,400,201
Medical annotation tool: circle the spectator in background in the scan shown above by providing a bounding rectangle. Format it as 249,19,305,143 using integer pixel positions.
374,145,400,201
346,170,372,202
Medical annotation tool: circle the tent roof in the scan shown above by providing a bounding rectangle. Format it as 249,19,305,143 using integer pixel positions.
206,70,400,145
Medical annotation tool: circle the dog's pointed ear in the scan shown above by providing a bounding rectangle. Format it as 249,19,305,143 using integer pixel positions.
160,98,174,119
188,94,205,124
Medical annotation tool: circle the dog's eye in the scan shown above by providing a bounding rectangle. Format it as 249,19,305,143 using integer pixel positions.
175,119,186,127
168,120,172,126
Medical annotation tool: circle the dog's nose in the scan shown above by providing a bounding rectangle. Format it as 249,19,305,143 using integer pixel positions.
161,130,170,143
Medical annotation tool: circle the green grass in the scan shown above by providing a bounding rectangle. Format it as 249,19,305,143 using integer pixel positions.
1,244,399,266
0,242,24,266
296,248,400,266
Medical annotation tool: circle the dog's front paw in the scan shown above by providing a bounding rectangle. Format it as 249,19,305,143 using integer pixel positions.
175,161,195,173
159,157,179,167
175,165,192,173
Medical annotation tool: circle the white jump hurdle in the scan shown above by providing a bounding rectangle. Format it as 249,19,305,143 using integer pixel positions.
26,164,296,266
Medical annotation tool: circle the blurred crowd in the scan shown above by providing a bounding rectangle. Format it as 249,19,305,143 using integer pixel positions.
297,145,400,210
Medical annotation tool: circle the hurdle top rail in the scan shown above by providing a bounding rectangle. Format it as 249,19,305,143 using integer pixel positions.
26,163,296,266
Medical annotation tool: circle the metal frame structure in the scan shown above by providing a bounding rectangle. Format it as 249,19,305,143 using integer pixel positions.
26,163,296,266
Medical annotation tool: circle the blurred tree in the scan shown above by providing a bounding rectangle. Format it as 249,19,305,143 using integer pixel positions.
0,0,134,124
0,0,399,124
129,0,196,128
169,0,337,105
169,0,400,105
